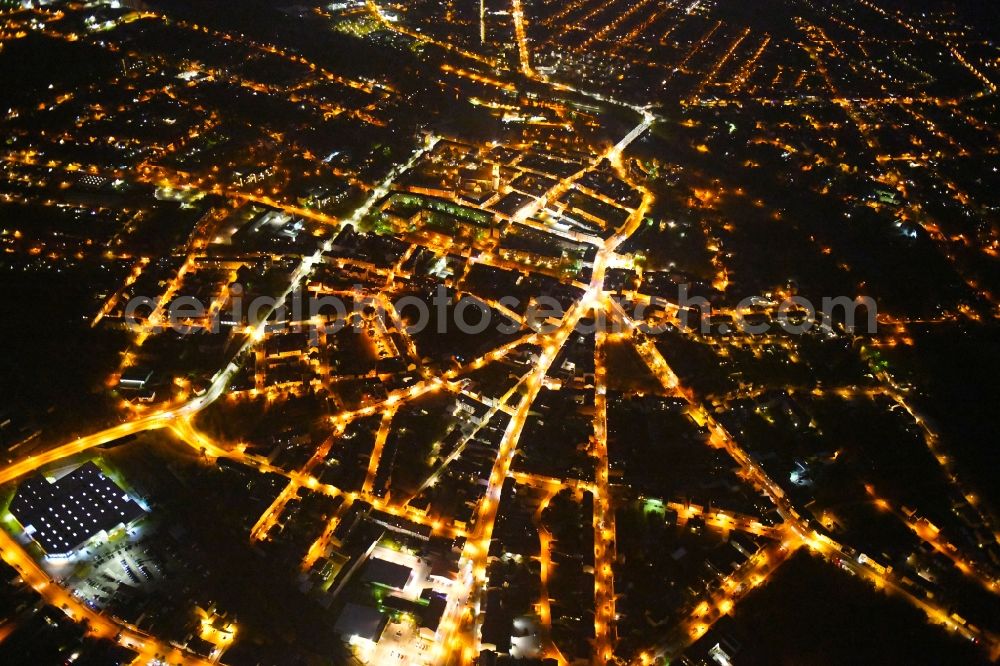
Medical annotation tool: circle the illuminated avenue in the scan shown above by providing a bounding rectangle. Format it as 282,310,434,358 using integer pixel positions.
0,0,998,665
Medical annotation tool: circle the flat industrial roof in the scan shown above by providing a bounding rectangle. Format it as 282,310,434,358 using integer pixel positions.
333,603,387,643
360,557,412,590
10,462,146,555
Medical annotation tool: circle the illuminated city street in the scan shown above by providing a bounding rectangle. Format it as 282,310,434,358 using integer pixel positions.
0,0,999,665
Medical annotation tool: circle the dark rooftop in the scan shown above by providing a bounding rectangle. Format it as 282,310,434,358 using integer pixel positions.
333,603,387,643
10,462,146,556
360,557,412,590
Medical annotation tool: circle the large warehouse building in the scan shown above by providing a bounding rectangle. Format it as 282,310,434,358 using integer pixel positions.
9,462,146,557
